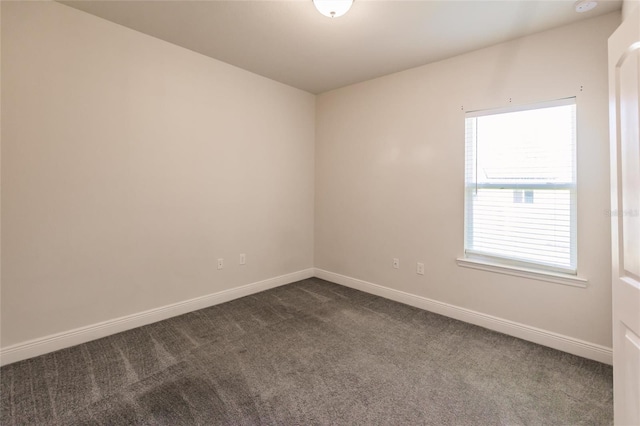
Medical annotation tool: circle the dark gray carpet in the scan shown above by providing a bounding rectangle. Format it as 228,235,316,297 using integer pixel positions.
1,278,613,425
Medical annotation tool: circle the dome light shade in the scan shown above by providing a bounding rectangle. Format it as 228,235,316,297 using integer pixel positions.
313,0,353,18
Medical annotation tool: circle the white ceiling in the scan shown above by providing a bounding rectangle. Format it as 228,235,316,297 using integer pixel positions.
59,0,622,94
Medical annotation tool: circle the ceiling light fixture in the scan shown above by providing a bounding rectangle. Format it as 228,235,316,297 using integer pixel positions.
574,0,598,13
313,0,353,18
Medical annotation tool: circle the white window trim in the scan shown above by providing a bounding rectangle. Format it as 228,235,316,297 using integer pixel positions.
456,257,587,288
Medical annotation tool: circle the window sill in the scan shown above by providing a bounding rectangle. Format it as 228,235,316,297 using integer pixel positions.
456,257,588,288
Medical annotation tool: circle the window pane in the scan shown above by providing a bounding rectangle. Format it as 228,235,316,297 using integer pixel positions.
464,100,577,273
469,188,573,269
476,105,575,184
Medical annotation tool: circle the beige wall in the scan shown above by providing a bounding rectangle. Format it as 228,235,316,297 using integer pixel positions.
316,12,620,348
622,0,639,20
1,1,315,347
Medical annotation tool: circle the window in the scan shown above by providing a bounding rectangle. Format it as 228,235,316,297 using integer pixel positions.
464,98,577,275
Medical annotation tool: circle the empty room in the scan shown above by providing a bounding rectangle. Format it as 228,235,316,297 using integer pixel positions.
1,0,639,424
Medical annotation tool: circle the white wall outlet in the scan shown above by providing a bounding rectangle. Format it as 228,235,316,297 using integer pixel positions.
393,258,400,269
217,258,224,270
239,253,246,265
417,262,425,275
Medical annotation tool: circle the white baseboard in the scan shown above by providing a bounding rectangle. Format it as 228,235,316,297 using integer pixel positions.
0,268,315,366
2,267,612,367
314,268,613,365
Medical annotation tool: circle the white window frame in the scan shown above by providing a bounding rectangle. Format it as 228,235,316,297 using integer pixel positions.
458,98,586,286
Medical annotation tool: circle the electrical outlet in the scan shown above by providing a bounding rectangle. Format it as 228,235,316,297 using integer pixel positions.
217,258,224,270
417,262,425,275
393,258,400,269
239,253,246,265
